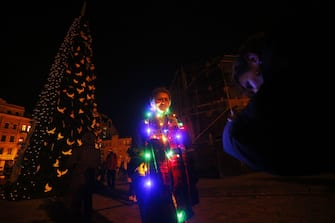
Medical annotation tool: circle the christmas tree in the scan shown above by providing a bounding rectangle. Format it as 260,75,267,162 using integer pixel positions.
3,9,102,201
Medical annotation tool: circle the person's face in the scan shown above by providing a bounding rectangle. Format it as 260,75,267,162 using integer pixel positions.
238,53,264,94
154,92,171,113
238,70,263,94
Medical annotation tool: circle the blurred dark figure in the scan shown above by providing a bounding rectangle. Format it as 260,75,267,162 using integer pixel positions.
96,160,106,185
222,11,334,176
65,131,101,223
126,145,143,203
106,150,118,190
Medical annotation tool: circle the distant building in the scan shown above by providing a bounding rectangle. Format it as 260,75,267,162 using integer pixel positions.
0,99,133,180
99,113,132,170
0,98,32,178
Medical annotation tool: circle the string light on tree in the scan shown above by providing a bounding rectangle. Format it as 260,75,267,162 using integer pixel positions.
3,15,101,201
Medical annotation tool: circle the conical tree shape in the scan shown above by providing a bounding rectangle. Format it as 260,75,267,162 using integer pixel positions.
3,14,101,200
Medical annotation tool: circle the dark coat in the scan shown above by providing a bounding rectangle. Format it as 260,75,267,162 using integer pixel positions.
222,13,334,176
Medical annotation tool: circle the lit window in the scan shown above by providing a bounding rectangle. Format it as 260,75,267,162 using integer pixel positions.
21,125,27,132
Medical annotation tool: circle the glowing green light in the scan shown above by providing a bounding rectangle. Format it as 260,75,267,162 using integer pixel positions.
176,209,186,223
165,150,173,159
146,112,152,118
144,151,151,160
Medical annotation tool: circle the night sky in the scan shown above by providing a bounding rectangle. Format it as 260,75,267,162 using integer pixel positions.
3,1,303,137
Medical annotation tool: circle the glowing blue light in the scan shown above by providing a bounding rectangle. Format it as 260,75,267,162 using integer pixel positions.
146,127,151,135
144,178,152,188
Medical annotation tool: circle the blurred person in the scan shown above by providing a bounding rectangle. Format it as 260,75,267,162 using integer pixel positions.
106,150,118,190
96,160,106,185
222,13,334,176
135,86,198,223
64,131,101,223
126,145,144,203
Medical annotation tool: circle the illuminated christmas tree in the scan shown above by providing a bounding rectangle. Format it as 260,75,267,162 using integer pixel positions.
3,11,102,200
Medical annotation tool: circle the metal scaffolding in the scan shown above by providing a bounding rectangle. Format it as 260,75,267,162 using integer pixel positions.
169,55,251,177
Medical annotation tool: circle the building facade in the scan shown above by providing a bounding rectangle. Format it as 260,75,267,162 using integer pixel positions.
99,113,132,172
0,99,133,180
0,98,32,178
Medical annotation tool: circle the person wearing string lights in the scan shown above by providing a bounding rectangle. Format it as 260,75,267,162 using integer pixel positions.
135,86,196,223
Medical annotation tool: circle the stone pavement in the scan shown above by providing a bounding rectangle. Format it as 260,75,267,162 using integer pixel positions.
1,172,335,223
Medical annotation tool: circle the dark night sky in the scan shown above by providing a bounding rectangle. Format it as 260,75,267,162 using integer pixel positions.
2,1,302,137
